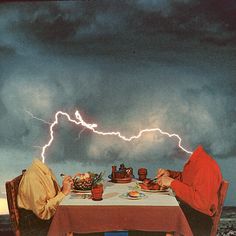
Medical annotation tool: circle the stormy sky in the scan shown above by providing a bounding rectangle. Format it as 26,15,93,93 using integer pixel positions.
0,1,236,205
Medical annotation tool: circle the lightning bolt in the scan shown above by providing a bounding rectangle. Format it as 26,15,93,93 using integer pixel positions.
25,110,52,125
27,110,193,163
74,127,87,142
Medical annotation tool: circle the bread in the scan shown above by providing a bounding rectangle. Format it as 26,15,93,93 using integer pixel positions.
128,190,140,198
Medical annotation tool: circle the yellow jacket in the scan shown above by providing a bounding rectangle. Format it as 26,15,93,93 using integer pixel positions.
17,159,65,220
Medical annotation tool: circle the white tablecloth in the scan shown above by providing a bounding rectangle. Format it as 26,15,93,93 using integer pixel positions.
61,180,178,206
48,180,193,236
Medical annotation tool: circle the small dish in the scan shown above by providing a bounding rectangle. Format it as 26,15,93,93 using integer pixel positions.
140,188,169,193
119,192,147,200
108,174,135,179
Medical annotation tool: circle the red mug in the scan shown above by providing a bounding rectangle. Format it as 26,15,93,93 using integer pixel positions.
138,168,147,181
112,166,117,179
91,184,104,201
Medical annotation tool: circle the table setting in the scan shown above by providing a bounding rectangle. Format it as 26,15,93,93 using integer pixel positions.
48,163,193,236
61,163,174,205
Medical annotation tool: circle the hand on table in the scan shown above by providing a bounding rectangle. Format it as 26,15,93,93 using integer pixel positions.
62,176,73,195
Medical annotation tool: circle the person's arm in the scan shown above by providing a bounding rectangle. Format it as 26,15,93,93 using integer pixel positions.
156,168,182,180
27,175,66,220
167,170,182,180
170,166,222,215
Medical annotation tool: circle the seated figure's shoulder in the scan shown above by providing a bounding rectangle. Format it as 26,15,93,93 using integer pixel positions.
21,164,43,183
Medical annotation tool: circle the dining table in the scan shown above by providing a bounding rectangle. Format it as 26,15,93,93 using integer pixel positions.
48,180,193,236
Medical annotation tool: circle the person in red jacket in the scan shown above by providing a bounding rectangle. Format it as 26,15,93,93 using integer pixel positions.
157,145,222,236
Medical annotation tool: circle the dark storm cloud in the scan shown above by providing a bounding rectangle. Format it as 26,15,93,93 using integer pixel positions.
1,1,236,206
0,45,15,57
1,0,236,57
0,1,236,166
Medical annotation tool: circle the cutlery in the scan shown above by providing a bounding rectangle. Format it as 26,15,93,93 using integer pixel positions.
150,177,158,183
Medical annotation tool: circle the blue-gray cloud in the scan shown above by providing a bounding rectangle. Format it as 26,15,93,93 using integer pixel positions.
1,0,236,57
0,1,236,205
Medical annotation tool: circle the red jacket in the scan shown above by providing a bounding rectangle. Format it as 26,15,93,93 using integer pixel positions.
170,145,222,216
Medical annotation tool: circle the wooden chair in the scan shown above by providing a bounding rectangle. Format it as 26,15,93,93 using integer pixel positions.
210,180,229,236
5,170,26,236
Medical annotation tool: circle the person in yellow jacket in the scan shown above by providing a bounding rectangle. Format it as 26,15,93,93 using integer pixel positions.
17,158,73,236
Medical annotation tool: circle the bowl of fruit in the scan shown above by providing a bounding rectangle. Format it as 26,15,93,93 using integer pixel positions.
73,172,104,191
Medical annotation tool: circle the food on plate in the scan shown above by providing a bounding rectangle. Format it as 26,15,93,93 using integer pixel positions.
111,163,133,179
139,178,161,190
143,178,152,185
110,163,133,183
128,190,141,198
73,172,104,191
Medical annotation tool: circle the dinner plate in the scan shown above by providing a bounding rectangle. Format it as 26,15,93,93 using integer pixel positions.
71,189,91,193
108,174,135,179
111,177,132,183
136,183,169,193
119,192,147,200
108,174,134,184
140,188,169,193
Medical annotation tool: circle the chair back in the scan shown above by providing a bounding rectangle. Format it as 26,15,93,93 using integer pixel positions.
5,170,26,236
210,180,229,236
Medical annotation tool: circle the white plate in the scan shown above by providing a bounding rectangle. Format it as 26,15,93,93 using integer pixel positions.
71,189,91,193
140,188,169,193
136,183,169,193
119,192,147,200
